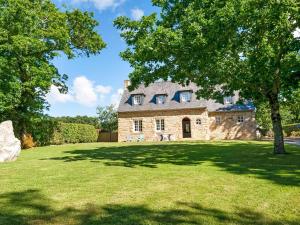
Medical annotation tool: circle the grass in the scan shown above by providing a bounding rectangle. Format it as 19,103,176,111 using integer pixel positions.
0,141,299,225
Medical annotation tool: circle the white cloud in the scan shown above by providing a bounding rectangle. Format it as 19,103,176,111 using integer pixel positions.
73,76,98,107
96,85,112,94
131,8,144,20
111,88,124,108
46,85,74,104
46,76,122,108
293,28,300,38
72,0,125,11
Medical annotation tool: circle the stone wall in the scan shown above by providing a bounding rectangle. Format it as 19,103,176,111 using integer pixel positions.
208,111,256,140
118,109,256,142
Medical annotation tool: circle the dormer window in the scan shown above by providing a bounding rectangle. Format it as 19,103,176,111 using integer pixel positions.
181,91,192,103
133,95,143,105
224,96,233,104
157,95,166,104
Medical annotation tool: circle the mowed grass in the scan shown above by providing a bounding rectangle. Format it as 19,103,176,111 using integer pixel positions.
0,141,299,225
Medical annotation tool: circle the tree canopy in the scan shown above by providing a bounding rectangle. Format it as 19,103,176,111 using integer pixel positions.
0,0,106,137
97,105,118,133
114,0,300,154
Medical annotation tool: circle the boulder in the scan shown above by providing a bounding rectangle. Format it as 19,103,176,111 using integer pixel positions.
0,121,21,162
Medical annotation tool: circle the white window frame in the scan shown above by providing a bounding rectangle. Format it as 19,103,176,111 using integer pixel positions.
181,91,192,102
224,96,233,104
157,95,166,104
196,119,202,125
156,119,165,131
237,115,245,123
216,116,222,125
133,120,143,132
133,95,143,105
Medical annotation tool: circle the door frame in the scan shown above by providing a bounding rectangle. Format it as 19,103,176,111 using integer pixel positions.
182,117,192,138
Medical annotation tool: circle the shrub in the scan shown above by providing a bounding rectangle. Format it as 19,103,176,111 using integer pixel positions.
21,134,35,149
51,123,98,145
290,131,300,137
283,124,300,137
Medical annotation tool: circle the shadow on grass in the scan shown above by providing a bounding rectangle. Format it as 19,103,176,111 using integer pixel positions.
45,142,300,186
0,189,298,225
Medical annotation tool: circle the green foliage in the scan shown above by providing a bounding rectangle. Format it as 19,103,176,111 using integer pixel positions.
96,105,118,132
0,0,106,137
27,116,58,146
256,102,295,131
51,123,98,145
290,131,300,137
283,124,300,137
114,0,300,153
53,116,100,128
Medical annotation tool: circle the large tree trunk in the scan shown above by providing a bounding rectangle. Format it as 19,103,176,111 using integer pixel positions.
268,95,285,154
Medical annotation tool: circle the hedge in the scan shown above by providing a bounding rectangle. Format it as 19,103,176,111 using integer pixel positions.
51,122,98,145
283,124,300,137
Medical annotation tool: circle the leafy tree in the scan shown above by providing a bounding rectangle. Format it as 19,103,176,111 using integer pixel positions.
114,0,300,154
256,103,294,132
97,105,118,141
0,0,106,138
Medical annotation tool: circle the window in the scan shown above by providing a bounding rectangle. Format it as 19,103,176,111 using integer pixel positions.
133,95,143,105
157,95,166,104
156,119,165,131
181,91,192,102
224,96,233,104
133,120,143,132
196,119,202,125
216,116,221,125
237,115,244,123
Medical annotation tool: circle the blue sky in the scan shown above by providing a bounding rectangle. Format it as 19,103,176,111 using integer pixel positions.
46,0,158,117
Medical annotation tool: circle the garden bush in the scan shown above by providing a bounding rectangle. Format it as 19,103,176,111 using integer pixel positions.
283,124,300,137
21,134,35,149
290,131,300,137
51,123,98,144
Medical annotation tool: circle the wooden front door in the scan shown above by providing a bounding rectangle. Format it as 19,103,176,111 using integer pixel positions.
182,118,191,138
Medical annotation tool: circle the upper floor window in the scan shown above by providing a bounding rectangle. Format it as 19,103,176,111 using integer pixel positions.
237,115,244,123
216,116,222,125
181,91,192,102
133,95,143,105
157,95,166,104
133,120,143,132
156,119,165,131
224,96,233,104
196,119,202,125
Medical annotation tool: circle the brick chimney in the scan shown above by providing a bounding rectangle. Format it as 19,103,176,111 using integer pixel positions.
124,80,131,89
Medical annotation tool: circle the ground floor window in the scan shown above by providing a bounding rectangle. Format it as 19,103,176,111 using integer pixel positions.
133,120,143,132
156,119,165,131
237,115,245,123
196,119,202,125
216,116,221,125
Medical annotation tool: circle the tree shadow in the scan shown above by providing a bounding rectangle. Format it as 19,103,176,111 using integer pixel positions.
44,142,300,186
0,189,298,225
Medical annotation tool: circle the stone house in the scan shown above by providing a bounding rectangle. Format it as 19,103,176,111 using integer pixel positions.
118,80,256,142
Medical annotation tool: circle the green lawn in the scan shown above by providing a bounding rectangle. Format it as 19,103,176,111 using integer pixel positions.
0,141,299,225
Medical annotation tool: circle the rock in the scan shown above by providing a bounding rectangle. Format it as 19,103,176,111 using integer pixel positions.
0,121,21,162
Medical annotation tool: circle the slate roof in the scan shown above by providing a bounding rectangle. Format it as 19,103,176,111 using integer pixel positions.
118,81,255,113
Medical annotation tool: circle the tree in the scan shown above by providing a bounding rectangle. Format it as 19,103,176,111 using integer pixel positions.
114,0,300,154
0,0,106,138
96,105,118,141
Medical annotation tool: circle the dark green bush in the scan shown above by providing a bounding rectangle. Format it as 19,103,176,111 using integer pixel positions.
51,122,98,145
283,124,300,137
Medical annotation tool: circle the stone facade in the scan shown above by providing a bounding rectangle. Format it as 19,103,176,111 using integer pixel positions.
118,109,256,142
